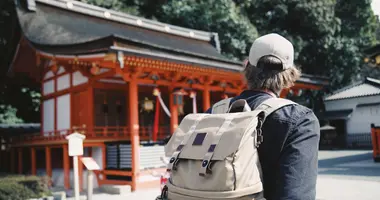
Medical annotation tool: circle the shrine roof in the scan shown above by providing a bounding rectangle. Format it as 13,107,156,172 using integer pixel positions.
15,0,237,64
0,123,40,136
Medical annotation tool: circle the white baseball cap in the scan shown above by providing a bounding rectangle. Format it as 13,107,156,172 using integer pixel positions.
248,33,294,70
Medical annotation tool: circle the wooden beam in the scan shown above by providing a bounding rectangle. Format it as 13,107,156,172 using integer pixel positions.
203,85,211,112
101,144,106,170
87,86,94,129
63,144,70,189
10,148,15,173
18,148,22,174
45,146,52,178
128,78,140,191
31,147,36,175
169,87,178,134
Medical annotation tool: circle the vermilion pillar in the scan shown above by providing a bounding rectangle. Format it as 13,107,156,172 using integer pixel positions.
169,88,178,134
45,147,52,178
63,144,70,189
203,85,211,112
87,86,94,129
31,147,36,175
18,148,22,174
280,88,290,98
129,79,140,191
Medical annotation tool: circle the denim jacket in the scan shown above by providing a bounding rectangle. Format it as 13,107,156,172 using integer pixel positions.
206,90,320,200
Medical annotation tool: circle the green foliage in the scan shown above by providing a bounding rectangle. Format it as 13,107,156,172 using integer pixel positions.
158,0,258,60
0,175,51,200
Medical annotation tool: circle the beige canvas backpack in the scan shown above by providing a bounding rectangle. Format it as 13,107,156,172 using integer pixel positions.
161,97,296,200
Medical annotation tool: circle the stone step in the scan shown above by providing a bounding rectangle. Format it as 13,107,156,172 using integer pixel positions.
99,184,132,195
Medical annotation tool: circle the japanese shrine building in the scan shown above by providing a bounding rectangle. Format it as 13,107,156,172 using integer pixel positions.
0,0,329,191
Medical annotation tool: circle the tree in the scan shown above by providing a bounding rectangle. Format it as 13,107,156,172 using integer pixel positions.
157,0,258,60
241,0,378,89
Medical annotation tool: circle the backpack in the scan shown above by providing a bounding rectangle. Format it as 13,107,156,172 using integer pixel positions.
160,97,296,200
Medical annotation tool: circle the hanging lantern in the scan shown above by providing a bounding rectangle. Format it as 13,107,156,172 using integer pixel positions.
189,91,196,98
153,87,160,96
178,103,185,116
90,64,100,75
142,97,154,112
173,88,188,105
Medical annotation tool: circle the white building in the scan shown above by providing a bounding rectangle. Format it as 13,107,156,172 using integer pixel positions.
323,77,380,148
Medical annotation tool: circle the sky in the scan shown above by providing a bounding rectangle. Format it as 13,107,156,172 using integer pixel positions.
372,0,380,19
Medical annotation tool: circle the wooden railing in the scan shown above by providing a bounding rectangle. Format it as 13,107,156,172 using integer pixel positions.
10,126,170,145
140,126,170,141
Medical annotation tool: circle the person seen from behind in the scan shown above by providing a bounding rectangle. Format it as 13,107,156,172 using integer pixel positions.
207,33,320,200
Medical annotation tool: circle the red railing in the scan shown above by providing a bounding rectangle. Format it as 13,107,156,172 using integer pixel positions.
10,126,170,145
140,126,170,141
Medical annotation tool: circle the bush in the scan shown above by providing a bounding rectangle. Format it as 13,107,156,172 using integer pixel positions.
0,175,51,200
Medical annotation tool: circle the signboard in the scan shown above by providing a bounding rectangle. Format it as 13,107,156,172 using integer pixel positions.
66,132,86,156
81,157,101,171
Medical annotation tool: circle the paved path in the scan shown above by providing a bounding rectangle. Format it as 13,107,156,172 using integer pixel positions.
66,150,380,200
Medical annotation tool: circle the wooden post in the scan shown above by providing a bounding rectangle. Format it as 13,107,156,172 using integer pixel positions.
18,148,22,174
63,144,70,189
31,147,36,175
129,79,140,191
45,147,52,178
203,85,211,112
78,155,83,192
169,87,178,134
101,144,106,170
88,86,94,130
10,148,15,173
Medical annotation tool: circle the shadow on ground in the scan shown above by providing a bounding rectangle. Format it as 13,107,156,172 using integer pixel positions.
318,151,380,179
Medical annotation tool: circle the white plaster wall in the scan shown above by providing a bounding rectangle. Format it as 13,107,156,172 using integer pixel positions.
324,95,380,111
57,94,71,131
72,71,88,86
57,66,66,75
43,80,55,95
43,99,55,134
44,71,54,80
57,74,70,91
346,105,380,135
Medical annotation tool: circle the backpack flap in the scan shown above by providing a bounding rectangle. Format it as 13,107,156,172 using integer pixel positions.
165,110,263,173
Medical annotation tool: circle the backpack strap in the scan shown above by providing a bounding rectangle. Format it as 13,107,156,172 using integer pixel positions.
255,97,297,120
254,98,297,146
211,98,233,114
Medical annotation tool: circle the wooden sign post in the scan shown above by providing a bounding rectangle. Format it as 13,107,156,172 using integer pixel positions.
81,157,101,200
66,132,86,200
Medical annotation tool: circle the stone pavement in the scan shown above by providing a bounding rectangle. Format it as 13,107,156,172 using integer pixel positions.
66,150,380,200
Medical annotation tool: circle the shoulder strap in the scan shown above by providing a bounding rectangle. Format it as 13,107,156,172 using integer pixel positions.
211,98,233,114
255,98,297,119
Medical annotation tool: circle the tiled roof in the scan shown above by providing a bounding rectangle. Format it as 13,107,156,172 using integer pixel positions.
324,77,380,101
317,109,353,120
0,123,40,136
16,0,229,63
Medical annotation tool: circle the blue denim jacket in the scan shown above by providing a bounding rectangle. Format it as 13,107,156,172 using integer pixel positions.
206,90,320,200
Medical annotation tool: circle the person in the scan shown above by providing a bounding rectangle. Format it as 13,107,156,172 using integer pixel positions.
205,33,320,200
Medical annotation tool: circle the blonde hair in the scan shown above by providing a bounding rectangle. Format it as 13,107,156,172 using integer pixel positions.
243,56,301,92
